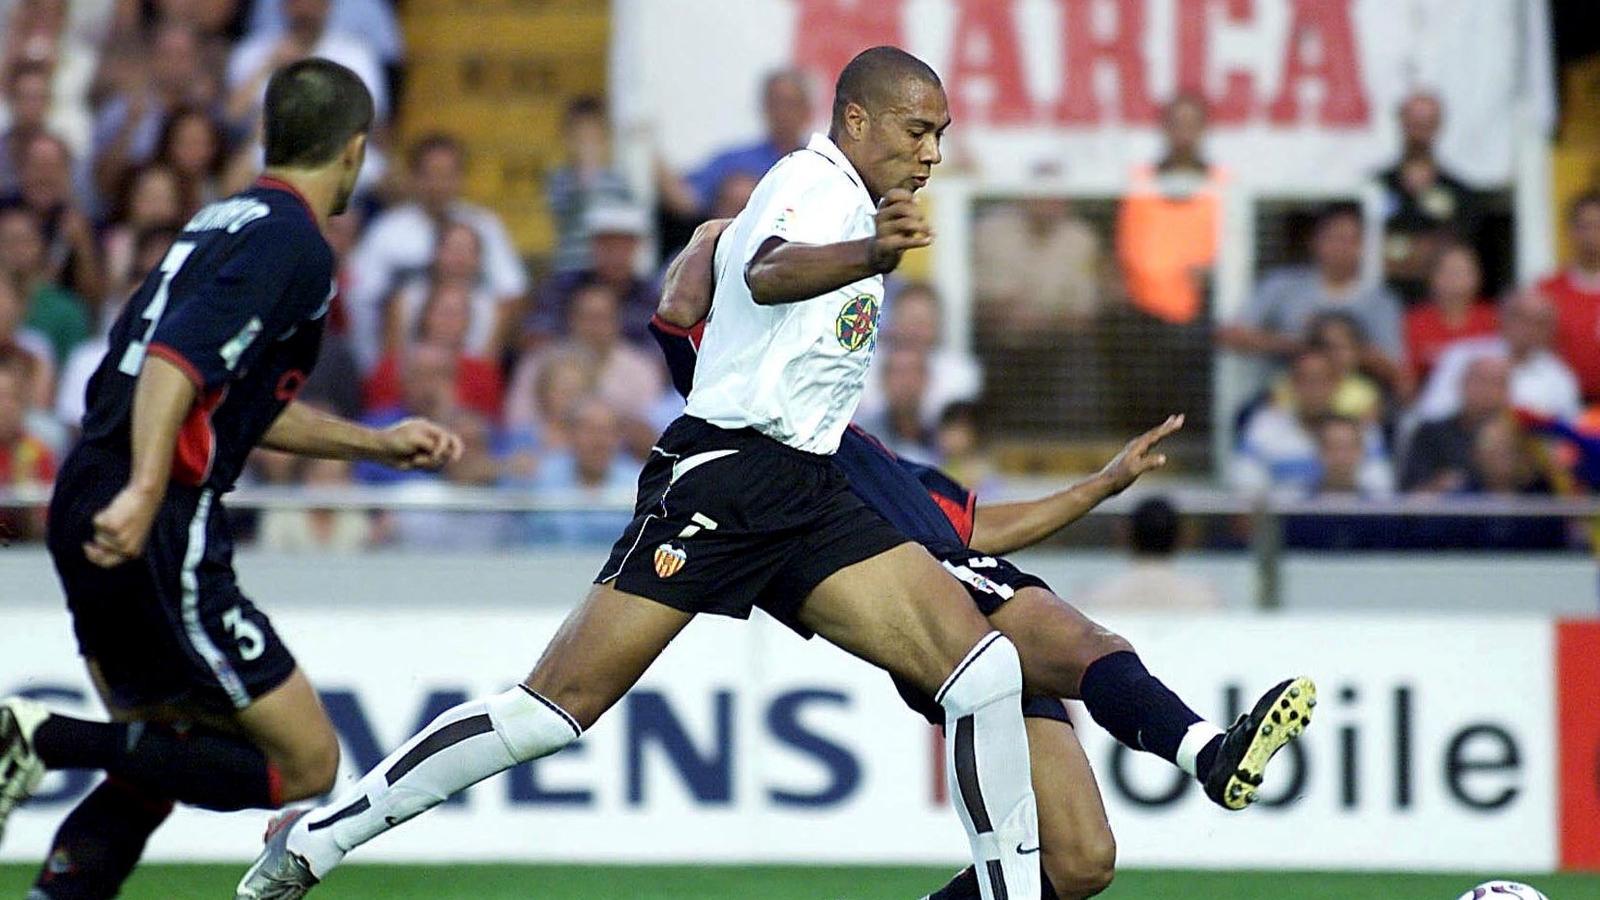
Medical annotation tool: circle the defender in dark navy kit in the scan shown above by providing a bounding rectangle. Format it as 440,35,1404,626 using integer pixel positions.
0,59,462,900
648,219,1320,899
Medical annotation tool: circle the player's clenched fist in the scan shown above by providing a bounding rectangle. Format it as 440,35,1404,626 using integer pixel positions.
83,485,162,568
867,187,931,273
380,418,464,471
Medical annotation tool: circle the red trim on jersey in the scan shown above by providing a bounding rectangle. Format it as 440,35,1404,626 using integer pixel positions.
146,343,203,390
932,489,976,546
254,176,316,222
649,314,707,350
171,386,226,487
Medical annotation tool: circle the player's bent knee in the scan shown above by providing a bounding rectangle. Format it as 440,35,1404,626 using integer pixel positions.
937,632,1023,716
1044,829,1117,898
275,730,341,802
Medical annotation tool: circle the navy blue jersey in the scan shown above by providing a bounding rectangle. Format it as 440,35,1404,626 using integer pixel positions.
77,178,335,492
649,315,975,553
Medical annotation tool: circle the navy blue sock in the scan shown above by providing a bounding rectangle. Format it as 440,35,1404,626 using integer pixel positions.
927,865,1058,899
31,715,280,811
1079,650,1220,778
32,778,171,899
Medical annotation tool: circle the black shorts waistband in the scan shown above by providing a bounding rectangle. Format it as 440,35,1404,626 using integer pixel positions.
675,415,836,466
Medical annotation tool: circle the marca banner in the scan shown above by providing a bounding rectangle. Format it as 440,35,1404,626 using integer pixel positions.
0,608,1575,871
612,0,1552,190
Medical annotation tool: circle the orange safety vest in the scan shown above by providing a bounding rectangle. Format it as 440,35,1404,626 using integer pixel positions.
1116,163,1228,325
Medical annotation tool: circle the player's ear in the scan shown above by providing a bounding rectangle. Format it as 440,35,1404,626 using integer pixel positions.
343,132,368,169
844,101,869,141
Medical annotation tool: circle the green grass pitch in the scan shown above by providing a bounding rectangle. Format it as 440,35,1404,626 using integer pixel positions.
3,864,1597,899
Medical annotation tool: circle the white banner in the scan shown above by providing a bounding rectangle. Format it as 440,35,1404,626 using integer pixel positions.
0,607,1556,870
613,0,1552,190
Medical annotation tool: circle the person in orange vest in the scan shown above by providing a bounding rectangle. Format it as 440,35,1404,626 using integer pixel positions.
1116,93,1227,326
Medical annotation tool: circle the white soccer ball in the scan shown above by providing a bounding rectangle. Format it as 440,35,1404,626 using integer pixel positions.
1456,881,1550,900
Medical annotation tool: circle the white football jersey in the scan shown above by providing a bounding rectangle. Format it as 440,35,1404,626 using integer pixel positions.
684,133,883,455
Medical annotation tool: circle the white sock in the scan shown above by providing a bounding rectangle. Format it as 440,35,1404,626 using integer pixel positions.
936,633,1040,900
287,686,580,877
1176,721,1225,779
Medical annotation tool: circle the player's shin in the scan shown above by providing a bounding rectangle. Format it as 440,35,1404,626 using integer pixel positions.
1077,650,1222,779
937,633,1041,900
286,685,579,878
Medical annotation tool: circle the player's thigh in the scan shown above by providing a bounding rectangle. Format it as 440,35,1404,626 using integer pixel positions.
989,587,1132,699
233,668,340,799
524,581,694,730
1028,716,1117,895
796,542,995,697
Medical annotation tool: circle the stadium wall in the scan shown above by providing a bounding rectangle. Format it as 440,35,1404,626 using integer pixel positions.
4,552,1596,872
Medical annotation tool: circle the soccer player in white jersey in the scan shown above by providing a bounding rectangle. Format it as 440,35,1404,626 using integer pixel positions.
240,46,1044,900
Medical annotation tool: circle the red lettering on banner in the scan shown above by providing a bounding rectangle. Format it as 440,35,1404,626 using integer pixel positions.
791,0,906,87
1175,0,1256,124
948,0,1031,123
1056,0,1159,125
1558,620,1600,871
1265,0,1370,127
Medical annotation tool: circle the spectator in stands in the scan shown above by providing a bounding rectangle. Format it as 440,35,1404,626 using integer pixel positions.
353,342,457,486
1401,355,1510,493
154,105,228,215
0,353,52,540
1465,416,1550,496
1116,93,1227,326
546,96,633,275
973,184,1102,333
708,171,759,220
1299,311,1383,423
1376,91,1481,303
0,202,86,367
1413,288,1581,422
505,396,637,545
365,280,504,423
1312,415,1393,496
0,63,53,194
1231,348,1388,495
88,19,213,205
504,348,590,457
382,220,508,364
1219,203,1404,386
934,401,997,494
0,272,50,408
348,134,526,370
1076,496,1223,612
857,346,937,463
507,281,664,456
1404,241,1498,386
9,132,104,304
383,407,509,550
225,0,388,128
656,68,811,220
101,164,180,294
1537,191,1600,402
257,456,372,553
526,203,656,347
0,0,99,157
246,0,403,76
857,282,980,428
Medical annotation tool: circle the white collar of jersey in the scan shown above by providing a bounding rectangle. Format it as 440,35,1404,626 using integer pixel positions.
804,132,868,196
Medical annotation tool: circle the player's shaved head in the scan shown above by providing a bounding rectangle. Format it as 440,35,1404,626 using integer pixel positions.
828,46,949,200
831,46,941,128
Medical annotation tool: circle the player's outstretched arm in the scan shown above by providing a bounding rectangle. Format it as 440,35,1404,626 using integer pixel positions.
83,355,198,567
744,188,930,305
969,415,1183,556
260,401,463,470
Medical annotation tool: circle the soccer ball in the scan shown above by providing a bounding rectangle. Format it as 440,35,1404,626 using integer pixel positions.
1456,882,1550,900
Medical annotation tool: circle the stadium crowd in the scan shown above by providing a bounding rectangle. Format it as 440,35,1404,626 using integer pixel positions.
0,3,1596,553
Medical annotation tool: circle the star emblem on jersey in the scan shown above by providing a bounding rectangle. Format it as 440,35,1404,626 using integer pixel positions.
653,542,688,578
835,294,879,352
